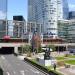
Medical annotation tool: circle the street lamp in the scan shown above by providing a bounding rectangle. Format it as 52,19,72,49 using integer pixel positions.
21,21,24,54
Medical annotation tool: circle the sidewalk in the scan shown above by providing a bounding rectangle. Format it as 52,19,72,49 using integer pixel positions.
56,65,75,75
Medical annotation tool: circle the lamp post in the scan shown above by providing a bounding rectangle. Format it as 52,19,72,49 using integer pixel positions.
22,21,24,54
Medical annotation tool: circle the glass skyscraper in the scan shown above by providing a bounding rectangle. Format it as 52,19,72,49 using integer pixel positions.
28,0,69,38
0,0,7,19
0,0,7,38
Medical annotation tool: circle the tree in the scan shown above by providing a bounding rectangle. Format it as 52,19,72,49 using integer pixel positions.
31,32,42,53
19,45,32,54
24,45,32,53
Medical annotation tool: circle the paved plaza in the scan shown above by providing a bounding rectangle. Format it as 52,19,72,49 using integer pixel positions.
58,66,75,75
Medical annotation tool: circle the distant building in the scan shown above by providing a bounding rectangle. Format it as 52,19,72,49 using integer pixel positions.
0,20,6,38
69,11,75,19
13,16,26,38
13,16,25,21
27,22,43,33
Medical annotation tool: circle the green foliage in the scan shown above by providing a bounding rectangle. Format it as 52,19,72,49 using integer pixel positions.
24,45,32,52
67,55,75,58
48,45,55,51
64,54,69,57
55,57,65,60
19,45,32,54
24,58,63,75
65,60,75,65
37,45,43,53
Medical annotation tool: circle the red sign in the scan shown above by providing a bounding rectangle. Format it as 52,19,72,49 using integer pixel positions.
3,36,11,40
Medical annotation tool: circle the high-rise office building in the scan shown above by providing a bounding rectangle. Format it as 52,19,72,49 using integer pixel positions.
69,11,75,19
28,0,69,38
0,0,7,19
0,0,7,38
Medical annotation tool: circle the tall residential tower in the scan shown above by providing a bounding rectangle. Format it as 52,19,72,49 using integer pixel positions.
28,0,69,38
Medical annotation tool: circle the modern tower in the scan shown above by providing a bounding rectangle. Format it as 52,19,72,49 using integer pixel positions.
0,0,7,38
28,0,69,38
0,0,7,19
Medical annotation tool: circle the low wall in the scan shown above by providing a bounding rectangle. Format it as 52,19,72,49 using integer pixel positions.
0,67,3,75
24,58,61,75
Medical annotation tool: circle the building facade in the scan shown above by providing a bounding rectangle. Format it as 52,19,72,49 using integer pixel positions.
13,21,25,38
0,0,7,38
0,20,6,38
28,0,69,38
58,20,75,43
13,16,26,38
0,0,7,19
69,11,75,19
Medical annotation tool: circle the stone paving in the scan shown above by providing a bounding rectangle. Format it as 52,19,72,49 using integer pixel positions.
58,67,75,75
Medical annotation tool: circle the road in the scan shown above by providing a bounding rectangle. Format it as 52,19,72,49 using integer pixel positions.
0,54,46,75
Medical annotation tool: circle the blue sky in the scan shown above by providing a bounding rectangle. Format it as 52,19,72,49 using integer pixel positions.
7,0,75,20
8,0,27,20
68,0,75,11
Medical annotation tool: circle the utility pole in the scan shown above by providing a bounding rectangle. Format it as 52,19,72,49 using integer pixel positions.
22,21,24,54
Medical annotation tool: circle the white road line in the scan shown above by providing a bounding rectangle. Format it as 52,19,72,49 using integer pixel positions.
30,69,39,74
13,71,16,74
35,71,39,74
6,72,10,75
1,56,5,60
25,70,28,72
20,70,25,75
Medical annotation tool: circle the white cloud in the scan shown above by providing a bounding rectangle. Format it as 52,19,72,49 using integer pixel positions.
69,4,75,11
0,11,6,19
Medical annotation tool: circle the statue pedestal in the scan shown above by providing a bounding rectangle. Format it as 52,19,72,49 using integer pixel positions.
37,56,56,66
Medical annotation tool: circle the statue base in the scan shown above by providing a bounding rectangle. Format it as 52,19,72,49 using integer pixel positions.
37,56,56,66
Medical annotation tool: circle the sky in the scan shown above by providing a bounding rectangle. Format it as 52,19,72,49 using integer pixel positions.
68,0,75,11
7,0,75,20
8,0,28,20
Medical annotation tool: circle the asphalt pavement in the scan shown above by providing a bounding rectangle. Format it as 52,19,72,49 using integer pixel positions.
0,54,46,75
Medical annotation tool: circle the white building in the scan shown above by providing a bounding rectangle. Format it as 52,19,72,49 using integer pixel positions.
28,0,69,38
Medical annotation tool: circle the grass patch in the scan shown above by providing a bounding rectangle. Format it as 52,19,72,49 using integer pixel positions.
65,60,75,65
46,66,53,70
55,57,65,60
68,55,75,58
25,58,63,75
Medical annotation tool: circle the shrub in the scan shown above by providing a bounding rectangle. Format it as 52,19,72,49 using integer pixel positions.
64,54,69,57
24,58,63,75
57,61,65,66
27,51,32,57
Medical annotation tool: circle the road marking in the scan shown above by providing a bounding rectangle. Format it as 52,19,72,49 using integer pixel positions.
35,71,39,74
20,70,25,75
6,72,10,75
30,69,39,74
1,56,5,60
25,70,28,72
13,71,16,74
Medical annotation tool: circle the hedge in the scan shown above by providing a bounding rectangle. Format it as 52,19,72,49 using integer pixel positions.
0,68,3,75
24,58,63,75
